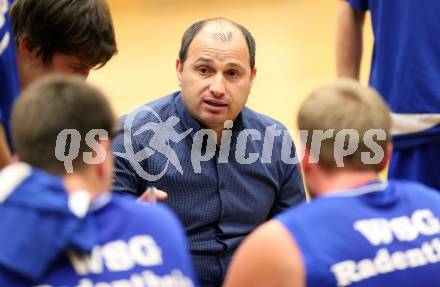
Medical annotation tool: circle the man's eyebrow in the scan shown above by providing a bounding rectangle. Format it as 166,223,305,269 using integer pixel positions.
227,62,245,70
194,57,214,64
195,57,245,69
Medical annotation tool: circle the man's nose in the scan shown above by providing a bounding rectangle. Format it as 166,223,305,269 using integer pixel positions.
209,74,225,97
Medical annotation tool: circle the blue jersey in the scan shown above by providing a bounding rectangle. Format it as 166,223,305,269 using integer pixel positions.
0,0,20,150
348,0,440,147
277,180,440,287
0,163,198,287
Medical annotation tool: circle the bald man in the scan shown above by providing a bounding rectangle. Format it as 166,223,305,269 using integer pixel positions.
112,18,305,286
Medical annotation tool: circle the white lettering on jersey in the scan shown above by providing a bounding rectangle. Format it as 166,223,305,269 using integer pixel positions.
354,209,440,245
353,218,393,245
68,235,163,275
331,238,440,286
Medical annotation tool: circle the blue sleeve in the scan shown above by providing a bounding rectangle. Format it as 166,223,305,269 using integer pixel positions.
347,0,370,11
0,0,20,150
269,131,306,217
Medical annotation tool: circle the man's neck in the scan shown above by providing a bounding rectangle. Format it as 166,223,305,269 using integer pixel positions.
63,173,101,200
214,127,223,144
201,124,223,144
317,169,380,197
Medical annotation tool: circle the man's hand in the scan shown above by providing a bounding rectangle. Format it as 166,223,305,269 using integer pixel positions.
137,187,168,203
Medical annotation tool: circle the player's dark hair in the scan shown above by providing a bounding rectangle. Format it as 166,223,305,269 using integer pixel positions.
179,18,256,70
11,0,117,68
12,75,116,175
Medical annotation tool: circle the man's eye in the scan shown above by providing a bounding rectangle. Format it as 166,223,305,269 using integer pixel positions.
226,70,240,78
198,67,211,74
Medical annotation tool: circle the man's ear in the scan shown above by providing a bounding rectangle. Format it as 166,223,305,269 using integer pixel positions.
17,37,42,67
176,59,183,87
17,38,33,58
95,139,111,178
379,143,393,171
250,67,257,87
301,148,311,174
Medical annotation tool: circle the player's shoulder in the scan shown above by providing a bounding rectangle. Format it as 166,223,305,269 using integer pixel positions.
275,200,311,226
276,193,357,229
389,179,440,204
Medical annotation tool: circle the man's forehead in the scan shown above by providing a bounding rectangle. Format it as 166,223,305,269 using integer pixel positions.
188,23,248,55
199,21,241,41
181,20,251,68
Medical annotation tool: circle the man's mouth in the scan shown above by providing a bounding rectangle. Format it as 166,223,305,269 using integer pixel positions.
203,100,228,109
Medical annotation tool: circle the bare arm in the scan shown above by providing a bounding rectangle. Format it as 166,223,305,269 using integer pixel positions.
0,125,11,169
336,1,366,79
224,220,305,287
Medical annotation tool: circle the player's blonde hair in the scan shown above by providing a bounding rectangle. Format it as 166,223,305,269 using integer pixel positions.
298,79,391,171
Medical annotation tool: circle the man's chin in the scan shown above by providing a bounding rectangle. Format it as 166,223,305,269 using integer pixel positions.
199,115,228,129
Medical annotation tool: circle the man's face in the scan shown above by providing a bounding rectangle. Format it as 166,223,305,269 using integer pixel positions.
46,53,92,78
31,53,91,80
17,40,92,87
176,23,256,132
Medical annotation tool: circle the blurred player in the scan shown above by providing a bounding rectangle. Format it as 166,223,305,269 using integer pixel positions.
336,0,440,190
0,75,198,287
0,0,117,168
0,0,20,168
224,79,440,287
